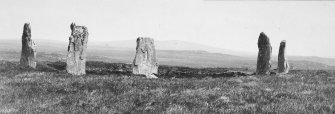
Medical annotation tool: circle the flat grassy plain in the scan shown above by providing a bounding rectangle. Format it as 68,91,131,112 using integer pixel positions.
1,61,335,113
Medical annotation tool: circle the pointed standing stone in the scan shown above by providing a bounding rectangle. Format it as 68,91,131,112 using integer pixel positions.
66,23,88,75
20,23,37,69
278,40,289,74
132,37,158,78
256,32,272,75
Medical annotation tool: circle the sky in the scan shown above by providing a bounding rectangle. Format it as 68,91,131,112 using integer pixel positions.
1,0,335,58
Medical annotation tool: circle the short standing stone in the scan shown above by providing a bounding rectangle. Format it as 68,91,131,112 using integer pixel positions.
277,40,289,74
256,32,272,75
20,23,37,69
132,37,158,78
66,23,88,75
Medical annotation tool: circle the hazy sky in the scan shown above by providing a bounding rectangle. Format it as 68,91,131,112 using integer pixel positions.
1,0,335,57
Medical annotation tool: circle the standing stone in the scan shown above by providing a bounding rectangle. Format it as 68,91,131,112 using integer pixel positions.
20,23,37,69
132,37,158,78
256,32,272,75
278,40,289,74
66,23,88,75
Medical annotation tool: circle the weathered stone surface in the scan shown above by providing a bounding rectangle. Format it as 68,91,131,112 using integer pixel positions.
277,40,289,74
20,23,37,69
132,37,158,78
66,23,88,75
256,32,272,75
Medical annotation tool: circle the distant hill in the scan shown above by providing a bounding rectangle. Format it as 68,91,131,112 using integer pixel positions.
90,40,254,57
1,39,335,69
0,39,252,56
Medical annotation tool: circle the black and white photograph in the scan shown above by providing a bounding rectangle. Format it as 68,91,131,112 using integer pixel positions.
1,0,335,113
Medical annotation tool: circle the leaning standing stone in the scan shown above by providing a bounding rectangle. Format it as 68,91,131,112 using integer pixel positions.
132,37,158,78
278,40,289,74
66,23,88,75
20,23,37,69
256,32,272,75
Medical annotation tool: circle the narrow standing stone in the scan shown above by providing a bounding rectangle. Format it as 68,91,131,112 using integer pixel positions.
66,23,88,75
132,37,158,78
256,32,272,75
20,23,37,69
278,40,289,74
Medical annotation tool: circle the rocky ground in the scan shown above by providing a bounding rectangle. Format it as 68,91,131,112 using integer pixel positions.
0,60,335,113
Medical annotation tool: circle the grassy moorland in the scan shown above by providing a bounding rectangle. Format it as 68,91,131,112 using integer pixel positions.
0,61,335,113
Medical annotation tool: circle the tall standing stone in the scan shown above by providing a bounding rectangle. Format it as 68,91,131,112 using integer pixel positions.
278,40,289,74
66,23,88,75
132,37,158,78
256,32,272,75
20,23,37,69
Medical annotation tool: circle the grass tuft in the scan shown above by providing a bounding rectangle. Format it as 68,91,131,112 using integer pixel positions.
0,61,335,113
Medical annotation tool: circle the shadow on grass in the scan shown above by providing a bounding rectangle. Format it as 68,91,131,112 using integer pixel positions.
0,60,251,79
